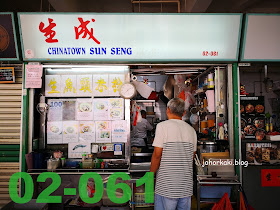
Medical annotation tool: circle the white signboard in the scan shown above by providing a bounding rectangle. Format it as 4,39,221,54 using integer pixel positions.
19,13,242,61
241,14,280,61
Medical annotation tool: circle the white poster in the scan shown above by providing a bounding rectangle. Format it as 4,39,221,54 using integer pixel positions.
96,121,111,143
93,74,109,96
77,75,93,96
47,99,63,121
76,99,94,121
68,142,91,158
93,99,109,120
61,75,77,97
45,75,61,97
109,98,124,120
79,121,95,142
62,99,76,121
108,74,125,96
63,121,79,143
112,120,127,143
47,121,63,144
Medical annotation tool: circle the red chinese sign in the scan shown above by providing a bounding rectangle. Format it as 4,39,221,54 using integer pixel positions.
74,18,100,44
39,18,58,43
261,169,280,187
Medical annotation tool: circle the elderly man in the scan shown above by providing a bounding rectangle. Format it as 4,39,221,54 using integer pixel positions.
150,98,197,210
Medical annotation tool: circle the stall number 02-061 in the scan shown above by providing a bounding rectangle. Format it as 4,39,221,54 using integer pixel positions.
202,51,219,56
9,172,154,204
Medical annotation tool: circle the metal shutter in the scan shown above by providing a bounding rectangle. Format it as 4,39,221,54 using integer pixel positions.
0,64,22,208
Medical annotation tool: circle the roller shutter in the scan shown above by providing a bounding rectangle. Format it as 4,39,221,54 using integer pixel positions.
0,64,22,208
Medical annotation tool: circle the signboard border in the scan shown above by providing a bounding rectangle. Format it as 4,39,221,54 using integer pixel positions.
0,12,20,61
18,13,243,63
240,13,280,62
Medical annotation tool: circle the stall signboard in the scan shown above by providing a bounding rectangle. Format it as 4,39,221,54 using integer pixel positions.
241,14,280,61
0,13,19,61
0,67,15,83
18,13,242,62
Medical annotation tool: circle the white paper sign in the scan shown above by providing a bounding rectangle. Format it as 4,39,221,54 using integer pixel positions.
93,99,109,120
77,75,93,96
109,98,124,120
96,121,111,143
45,75,61,97
108,74,125,96
47,99,63,121
112,120,127,143
63,121,79,143
79,121,95,142
76,99,94,121
93,74,109,96
62,100,76,121
25,64,43,88
68,142,91,158
61,75,77,96
47,121,63,144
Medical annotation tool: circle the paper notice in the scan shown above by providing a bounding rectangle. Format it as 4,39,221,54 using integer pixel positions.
47,121,63,144
62,100,76,121
63,121,79,143
112,120,127,143
68,142,91,158
96,121,111,143
47,99,63,121
25,64,43,88
79,121,95,143
76,99,94,121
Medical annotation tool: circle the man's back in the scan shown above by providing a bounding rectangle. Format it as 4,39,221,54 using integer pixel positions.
152,119,197,198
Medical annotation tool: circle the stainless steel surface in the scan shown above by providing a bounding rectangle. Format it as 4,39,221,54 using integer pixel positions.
197,141,217,145
131,153,152,157
227,64,234,159
129,162,151,172
28,88,34,153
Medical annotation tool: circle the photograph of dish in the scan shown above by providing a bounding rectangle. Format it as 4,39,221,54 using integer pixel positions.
255,129,265,141
98,122,107,130
72,144,87,150
110,99,121,108
50,126,60,133
81,125,92,133
246,151,254,163
244,125,256,135
100,131,110,138
240,105,244,114
110,110,121,118
245,104,254,113
96,102,105,110
241,118,246,129
254,118,264,129
79,102,92,112
65,126,75,134
255,104,264,113
254,147,262,163
262,148,270,162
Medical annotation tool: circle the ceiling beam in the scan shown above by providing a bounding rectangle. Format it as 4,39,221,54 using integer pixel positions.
185,0,214,12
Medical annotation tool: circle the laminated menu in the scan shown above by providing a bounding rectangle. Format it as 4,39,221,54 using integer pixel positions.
63,121,79,143
76,99,94,121
109,98,124,120
63,100,76,121
47,99,63,121
93,99,109,120
79,121,96,143
96,121,111,143
47,121,63,144
112,120,127,143
68,142,91,158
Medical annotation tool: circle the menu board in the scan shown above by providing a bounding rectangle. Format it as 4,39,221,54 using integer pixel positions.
109,98,124,120
79,121,95,142
47,99,63,121
61,75,77,97
63,121,79,143
112,120,127,143
45,75,61,97
0,67,15,83
62,100,76,121
96,121,111,143
47,121,63,144
76,99,94,121
93,99,110,120
77,75,93,96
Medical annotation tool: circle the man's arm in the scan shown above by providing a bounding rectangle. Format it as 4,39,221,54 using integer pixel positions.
150,147,163,174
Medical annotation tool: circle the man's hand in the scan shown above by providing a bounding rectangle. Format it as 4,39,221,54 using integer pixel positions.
150,147,163,174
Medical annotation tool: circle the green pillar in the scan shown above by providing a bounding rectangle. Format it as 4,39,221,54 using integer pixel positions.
232,63,240,177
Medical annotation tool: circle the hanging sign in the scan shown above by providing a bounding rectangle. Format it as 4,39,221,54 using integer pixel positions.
241,14,280,61
0,13,19,61
18,13,242,62
0,67,15,83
